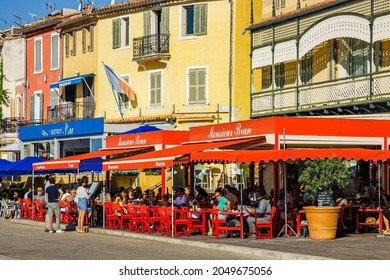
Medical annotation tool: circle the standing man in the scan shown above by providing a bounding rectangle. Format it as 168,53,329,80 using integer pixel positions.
45,176,64,233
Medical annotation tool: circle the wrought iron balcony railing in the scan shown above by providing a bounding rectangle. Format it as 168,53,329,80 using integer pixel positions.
47,101,95,123
0,117,28,133
133,33,170,61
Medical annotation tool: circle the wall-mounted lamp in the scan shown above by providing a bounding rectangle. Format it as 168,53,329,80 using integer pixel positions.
171,104,175,113
43,75,47,82
75,71,80,76
215,103,219,112
138,107,141,116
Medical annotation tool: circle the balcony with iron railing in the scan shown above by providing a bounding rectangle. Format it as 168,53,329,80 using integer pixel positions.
251,70,390,117
47,101,95,123
0,117,29,134
133,33,170,62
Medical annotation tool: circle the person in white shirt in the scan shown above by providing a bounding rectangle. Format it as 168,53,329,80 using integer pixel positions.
76,176,89,233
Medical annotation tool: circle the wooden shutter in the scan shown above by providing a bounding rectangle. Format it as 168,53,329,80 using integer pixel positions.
51,34,59,69
82,28,86,53
65,33,69,57
89,25,94,52
30,94,35,121
72,31,77,56
194,4,207,35
189,70,197,104
112,18,121,49
161,7,169,35
39,93,44,122
150,72,161,106
143,11,151,36
198,69,206,103
34,39,42,72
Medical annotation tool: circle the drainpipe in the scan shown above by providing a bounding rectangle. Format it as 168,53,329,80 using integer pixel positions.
228,0,234,122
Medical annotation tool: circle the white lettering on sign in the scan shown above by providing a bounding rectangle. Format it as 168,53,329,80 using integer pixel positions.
68,163,75,168
50,128,63,135
107,165,119,170
117,134,147,147
207,123,252,139
155,161,166,167
35,166,46,170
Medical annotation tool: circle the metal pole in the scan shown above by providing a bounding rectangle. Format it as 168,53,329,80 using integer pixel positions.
171,167,174,238
377,160,384,237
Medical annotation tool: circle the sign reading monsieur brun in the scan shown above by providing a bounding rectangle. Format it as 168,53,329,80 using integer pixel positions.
317,191,334,207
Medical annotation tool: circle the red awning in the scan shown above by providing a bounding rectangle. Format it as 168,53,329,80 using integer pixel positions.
33,147,150,171
188,148,390,164
103,137,264,171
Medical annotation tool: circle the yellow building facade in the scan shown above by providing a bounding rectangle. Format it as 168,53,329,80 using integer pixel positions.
85,0,261,129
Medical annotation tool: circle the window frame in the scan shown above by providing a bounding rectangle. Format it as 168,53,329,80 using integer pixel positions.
186,66,208,106
148,70,163,109
34,36,43,74
50,33,60,70
180,4,207,39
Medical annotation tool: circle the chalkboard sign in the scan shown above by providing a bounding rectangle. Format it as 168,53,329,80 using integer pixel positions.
317,191,334,207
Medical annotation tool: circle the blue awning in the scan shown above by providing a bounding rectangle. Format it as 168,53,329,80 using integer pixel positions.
50,73,93,88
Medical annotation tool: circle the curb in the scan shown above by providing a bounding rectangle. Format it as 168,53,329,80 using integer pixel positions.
10,219,333,260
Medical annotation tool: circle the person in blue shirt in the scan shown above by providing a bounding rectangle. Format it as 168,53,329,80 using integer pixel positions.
207,189,230,235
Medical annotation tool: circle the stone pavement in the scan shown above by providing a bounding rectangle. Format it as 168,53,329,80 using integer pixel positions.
10,218,390,260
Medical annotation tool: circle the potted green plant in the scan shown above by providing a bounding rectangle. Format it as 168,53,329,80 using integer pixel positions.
298,157,349,240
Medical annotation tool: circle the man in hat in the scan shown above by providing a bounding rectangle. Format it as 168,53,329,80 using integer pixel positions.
34,188,45,202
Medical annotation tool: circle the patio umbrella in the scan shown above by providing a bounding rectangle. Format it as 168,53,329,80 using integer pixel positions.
5,157,46,175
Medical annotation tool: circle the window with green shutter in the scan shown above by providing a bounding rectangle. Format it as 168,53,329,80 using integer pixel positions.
34,37,42,73
188,68,206,104
112,18,121,49
51,33,59,70
194,4,207,35
65,33,69,57
82,28,87,53
89,25,94,52
72,31,77,56
150,71,162,107
183,4,207,36
143,11,151,36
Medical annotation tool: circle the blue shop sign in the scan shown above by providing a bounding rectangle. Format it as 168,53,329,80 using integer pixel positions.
19,118,104,141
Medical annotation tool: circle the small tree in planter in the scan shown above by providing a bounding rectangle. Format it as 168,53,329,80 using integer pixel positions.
298,157,349,240
298,157,349,202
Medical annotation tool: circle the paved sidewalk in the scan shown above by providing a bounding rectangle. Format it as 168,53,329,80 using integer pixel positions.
10,218,390,260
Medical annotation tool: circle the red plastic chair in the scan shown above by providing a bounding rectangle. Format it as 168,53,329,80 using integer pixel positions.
254,206,277,239
103,202,116,229
33,200,46,221
173,208,192,236
20,198,32,219
60,201,77,225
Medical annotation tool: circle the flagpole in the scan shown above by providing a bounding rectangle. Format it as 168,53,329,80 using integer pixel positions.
102,62,124,119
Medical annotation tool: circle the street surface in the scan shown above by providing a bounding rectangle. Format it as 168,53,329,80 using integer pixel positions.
0,221,263,260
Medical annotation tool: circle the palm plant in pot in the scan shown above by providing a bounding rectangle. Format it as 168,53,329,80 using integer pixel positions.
298,157,349,240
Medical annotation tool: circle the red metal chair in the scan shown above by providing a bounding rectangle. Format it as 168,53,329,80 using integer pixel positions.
254,206,277,239
157,206,171,235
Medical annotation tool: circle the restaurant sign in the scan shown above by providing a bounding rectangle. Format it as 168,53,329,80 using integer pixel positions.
190,120,259,142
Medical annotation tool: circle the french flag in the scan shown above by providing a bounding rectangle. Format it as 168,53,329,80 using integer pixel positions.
103,63,135,101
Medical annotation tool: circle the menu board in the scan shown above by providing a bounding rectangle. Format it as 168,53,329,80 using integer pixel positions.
317,191,334,207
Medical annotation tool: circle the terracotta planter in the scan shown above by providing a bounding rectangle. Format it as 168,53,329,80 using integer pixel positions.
303,206,341,240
